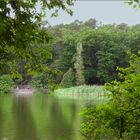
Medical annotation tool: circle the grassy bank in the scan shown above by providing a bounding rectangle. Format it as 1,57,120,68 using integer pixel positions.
53,85,108,99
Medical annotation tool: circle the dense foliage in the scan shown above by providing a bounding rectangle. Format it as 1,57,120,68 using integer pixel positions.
81,52,140,140
0,75,14,94
1,0,140,89
60,68,75,88
48,21,140,86
0,0,73,83
74,42,85,85
0,0,74,91
0,0,139,139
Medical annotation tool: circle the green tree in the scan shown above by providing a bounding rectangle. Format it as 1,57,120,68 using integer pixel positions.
55,33,77,73
74,42,85,85
0,75,14,94
128,0,140,8
82,28,131,84
60,68,75,88
84,18,97,28
0,0,74,76
81,52,140,140
47,20,139,85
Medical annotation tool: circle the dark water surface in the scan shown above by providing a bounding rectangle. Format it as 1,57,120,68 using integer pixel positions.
0,94,93,140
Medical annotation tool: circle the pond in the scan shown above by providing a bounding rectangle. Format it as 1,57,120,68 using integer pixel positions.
0,94,100,140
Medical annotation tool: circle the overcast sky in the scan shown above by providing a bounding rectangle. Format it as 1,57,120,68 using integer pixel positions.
45,1,140,26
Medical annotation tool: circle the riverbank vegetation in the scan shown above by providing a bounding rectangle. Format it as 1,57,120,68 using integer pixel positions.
81,52,140,140
0,0,140,139
1,17,140,92
0,0,74,93
23,21,140,92
0,75,14,94
53,85,107,99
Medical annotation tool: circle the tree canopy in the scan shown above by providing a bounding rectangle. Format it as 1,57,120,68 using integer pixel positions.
48,20,140,85
0,0,74,79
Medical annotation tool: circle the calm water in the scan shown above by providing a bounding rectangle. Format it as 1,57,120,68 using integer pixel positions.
0,94,94,140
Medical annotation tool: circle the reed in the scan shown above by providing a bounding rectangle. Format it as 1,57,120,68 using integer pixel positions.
53,85,108,99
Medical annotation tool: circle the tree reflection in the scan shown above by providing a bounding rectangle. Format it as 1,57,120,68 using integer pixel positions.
47,99,78,140
12,96,38,140
0,96,4,138
0,94,83,140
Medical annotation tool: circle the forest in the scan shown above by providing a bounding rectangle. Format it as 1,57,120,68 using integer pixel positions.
0,0,140,140
48,20,140,85
2,19,140,88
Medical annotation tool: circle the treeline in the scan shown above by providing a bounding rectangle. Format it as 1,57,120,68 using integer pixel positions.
48,19,140,86
1,18,140,90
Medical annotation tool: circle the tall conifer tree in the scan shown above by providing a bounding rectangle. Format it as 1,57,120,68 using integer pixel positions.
74,42,85,85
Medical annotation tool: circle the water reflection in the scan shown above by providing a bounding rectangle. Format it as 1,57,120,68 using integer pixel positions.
48,100,77,140
12,96,38,140
0,94,86,140
0,96,4,138
0,95,14,139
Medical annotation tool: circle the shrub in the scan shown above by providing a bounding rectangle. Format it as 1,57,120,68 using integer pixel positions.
30,71,59,92
0,75,14,94
81,52,140,140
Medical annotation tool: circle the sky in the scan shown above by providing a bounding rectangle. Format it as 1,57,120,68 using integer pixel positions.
44,1,140,26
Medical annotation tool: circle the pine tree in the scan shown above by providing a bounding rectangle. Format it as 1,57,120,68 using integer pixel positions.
60,68,75,88
74,42,85,85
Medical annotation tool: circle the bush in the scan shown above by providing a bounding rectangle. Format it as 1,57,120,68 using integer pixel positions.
30,71,58,92
81,52,140,140
0,75,14,94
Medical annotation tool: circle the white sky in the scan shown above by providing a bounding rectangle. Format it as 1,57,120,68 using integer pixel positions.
44,1,140,26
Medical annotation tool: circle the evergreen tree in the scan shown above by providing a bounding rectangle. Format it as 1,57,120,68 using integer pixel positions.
74,42,85,85
60,68,75,88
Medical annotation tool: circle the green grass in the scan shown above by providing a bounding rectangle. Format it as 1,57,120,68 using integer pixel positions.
53,85,108,99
